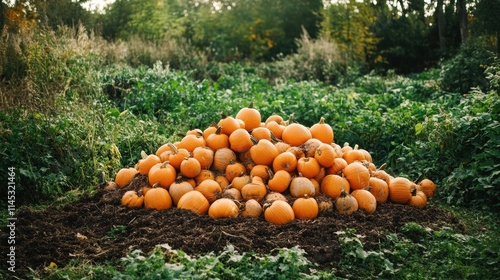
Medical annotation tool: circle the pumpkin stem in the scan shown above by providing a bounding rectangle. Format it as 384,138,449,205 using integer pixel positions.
248,102,254,108
270,131,282,143
378,163,387,170
140,150,148,159
354,144,359,150
160,161,171,168
220,111,228,119
288,113,295,125
319,117,325,124
250,135,259,145
167,143,179,154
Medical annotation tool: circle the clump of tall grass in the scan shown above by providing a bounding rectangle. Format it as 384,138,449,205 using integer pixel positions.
259,30,347,85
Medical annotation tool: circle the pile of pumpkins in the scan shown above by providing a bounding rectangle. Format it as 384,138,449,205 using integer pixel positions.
109,103,437,225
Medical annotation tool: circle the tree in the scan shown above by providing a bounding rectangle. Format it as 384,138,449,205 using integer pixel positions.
473,0,500,53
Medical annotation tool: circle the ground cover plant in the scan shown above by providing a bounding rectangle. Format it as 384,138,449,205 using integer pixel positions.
0,28,499,279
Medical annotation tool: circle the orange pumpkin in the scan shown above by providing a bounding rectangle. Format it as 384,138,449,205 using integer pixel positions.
264,200,295,225
343,161,370,191
297,157,321,179
178,134,206,152
241,179,267,202
177,190,210,215
417,178,436,198
192,146,214,170
267,169,292,193
282,117,312,146
137,152,161,175
144,187,172,210
217,112,240,136
251,127,272,141
213,147,237,172
309,117,334,144
115,167,138,188
194,169,215,185
250,138,279,166
314,143,336,168
225,160,247,182
326,157,348,175
388,177,413,204
195,179,222,203
208,198,239,218
265,121,285,139
236,102,261,131
351,188,377,214
228,128,253,153
320,174,350,198
148,162,176,188
180,157,202,178
368,177,389,203
121,190,144,208
166,144,190,171
292,196,319,220
206,126,229,150
408,189,428,208
272,151,298,173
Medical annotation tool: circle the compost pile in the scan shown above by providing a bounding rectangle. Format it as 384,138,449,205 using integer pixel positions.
1,105,463,273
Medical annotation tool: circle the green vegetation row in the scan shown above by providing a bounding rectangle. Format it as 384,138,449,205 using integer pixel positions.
30,221,500,279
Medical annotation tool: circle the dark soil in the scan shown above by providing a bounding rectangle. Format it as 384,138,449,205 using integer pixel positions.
1,175,463,275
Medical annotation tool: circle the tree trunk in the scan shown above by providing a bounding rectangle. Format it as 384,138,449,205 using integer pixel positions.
458,0,468,45
437,0,446,51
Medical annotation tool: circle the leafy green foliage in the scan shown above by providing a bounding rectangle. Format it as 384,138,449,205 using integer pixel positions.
37,244,328,280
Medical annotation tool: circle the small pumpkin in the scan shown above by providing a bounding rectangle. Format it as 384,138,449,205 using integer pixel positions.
289,176,316,198
408,188,428,208
251,127,272,141
351,188,377,214
272,151,298,173
282,115,312,146
417,178,436,198
195,179,222,203
178,134,206,152
297,157,321,179
213,147,237,172
169,181,194,206
314,143,336,168
177,190,210,215
320,174,350,198
121,190,144,208
241,178,268,202
217,112,240,136
241,199,263,218
250,165,270,182
115,167,138,188
148,162,176,188
208,198,239,219
325,158,348,175
250,138,279,166
368,177,389,203
192,146,214,170
206,126,229,150
335,189,358,215
194,169,215,185
180,157,202,178
166,144,190,170
137,152,161,175
292,196,319,220
144,187,172,210
228,128,253,153
225,160,247,183
264,200,295,225
343,161,370,191
388,177,413,204
309,117,334,144
267,169,292,193
236,102,261,131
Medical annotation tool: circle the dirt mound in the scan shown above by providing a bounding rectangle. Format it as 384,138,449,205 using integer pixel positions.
1,177,462,275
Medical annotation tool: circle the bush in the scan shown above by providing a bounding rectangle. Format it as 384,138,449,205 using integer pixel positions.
439,43,495,94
